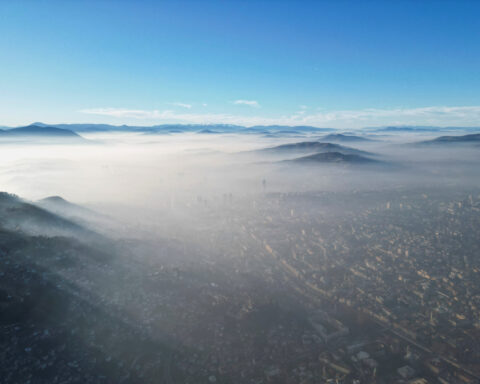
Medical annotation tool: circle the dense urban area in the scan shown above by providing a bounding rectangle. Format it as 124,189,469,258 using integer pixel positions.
1,180,480,384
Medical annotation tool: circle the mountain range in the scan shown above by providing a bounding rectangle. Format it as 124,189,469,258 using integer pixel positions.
20,122,335,134
1,123,479,142
368,126,480,133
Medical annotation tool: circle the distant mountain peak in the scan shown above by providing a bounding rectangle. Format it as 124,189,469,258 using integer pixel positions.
40,195,69,203
0,124,83,140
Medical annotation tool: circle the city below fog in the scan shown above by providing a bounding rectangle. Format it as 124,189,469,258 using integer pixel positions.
2,1,479,383
1,124,480,383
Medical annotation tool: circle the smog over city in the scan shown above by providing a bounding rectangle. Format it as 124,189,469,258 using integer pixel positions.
1,1,480,384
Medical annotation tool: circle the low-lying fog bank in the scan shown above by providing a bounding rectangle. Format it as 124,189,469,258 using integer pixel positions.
1,131,479,216
2,129,480,383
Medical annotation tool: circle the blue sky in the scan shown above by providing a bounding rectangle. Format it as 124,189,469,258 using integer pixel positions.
1,0,479,128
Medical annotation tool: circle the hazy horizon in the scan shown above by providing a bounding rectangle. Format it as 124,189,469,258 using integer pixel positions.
1,1,480,383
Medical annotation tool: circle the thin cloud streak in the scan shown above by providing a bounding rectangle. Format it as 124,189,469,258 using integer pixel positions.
80,105,480,128
233,100,260,108
168,102,192,109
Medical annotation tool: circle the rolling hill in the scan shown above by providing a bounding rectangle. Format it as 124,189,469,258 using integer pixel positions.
288,151,380,165
257,141,373,156
0,192,93,238
419,133,480,144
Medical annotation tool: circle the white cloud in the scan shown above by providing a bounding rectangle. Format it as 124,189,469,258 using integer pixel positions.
80,105,480,128
233,100,260,108
168,102,192,109
81,108,156,119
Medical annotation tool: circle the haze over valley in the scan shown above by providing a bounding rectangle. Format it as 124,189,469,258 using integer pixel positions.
2,1,480,383
1,122,480,383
